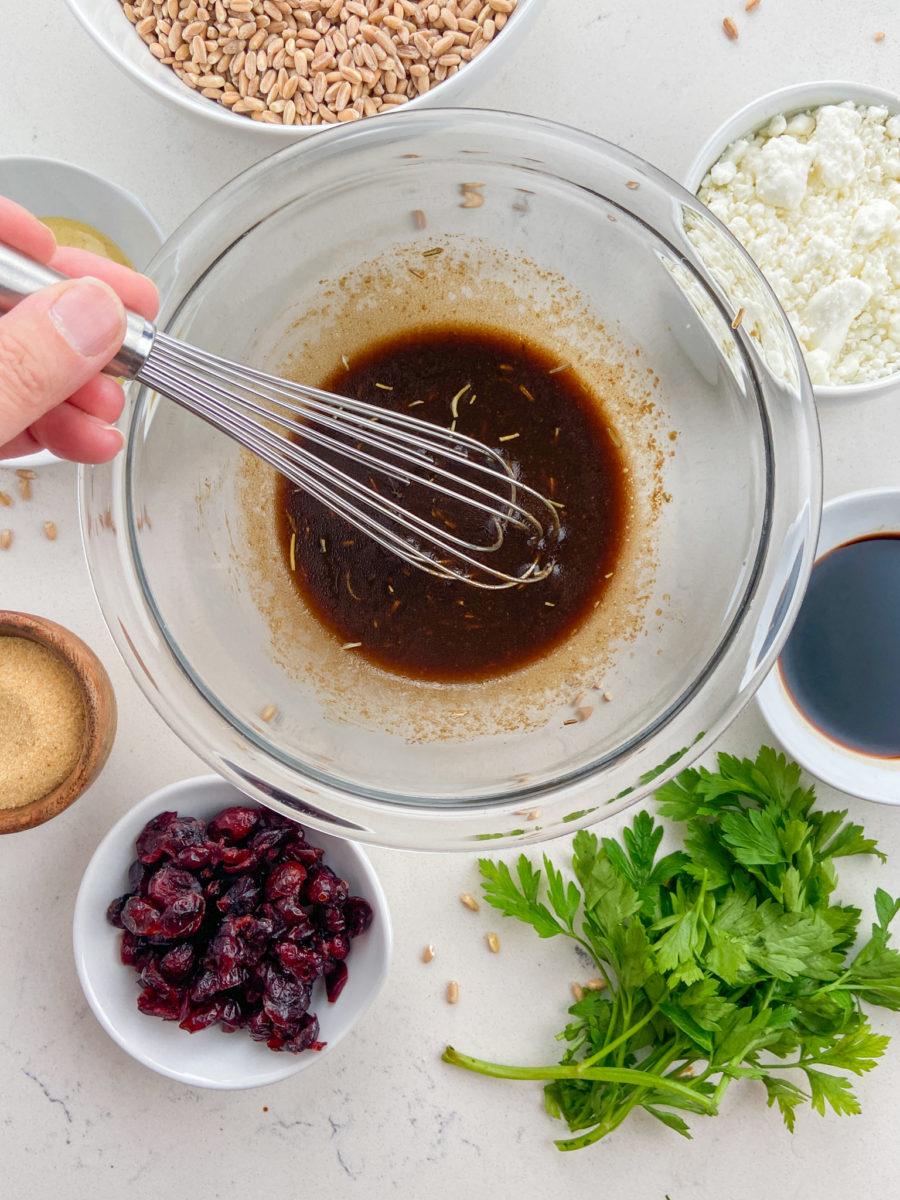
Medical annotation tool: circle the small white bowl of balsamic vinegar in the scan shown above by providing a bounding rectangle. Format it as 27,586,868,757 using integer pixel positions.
757,487,900,804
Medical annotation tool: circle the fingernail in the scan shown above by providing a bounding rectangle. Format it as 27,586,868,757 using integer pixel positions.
49,279,124,359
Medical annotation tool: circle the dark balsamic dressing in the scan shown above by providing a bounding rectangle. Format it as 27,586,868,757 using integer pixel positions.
276,327,628,682
778,534,900,759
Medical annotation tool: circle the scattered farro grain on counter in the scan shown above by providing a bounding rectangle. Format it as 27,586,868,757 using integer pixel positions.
120,0,518,127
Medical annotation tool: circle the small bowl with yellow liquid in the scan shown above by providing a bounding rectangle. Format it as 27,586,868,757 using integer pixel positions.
0,154,164,466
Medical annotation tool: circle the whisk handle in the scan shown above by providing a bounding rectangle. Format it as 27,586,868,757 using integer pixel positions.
0,242,155,379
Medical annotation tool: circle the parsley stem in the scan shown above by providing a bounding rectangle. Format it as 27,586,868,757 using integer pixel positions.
578,1003,661,1069
442,1046,717,1110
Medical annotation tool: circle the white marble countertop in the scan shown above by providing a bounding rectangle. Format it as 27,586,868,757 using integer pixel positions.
3,2,900,1197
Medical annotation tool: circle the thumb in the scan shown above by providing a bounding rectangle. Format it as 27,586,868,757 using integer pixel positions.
0,277,126,447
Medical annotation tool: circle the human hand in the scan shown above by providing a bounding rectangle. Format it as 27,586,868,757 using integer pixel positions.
0,195,158,462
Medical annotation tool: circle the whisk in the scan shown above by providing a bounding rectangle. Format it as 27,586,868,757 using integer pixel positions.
0,244,559,589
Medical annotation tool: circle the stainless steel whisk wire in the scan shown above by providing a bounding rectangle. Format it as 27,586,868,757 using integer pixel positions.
0,244,560,588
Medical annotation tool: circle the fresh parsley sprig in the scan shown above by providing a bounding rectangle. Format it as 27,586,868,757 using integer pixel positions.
442,747,900,1148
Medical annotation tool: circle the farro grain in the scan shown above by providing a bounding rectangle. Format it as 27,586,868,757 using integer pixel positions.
446,980,459,1003
0,530,10,550
723,16,739,38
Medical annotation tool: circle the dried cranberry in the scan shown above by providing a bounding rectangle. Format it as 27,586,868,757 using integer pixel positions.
136,813,207,866
281,840,325,869
325,961,348,1003
207,806,259,844
106,894,129,928
250,827,290,862
190,969,222,1003
344,897,374,937
280,912,315,941
120,932,152,968
247,1009,274,1043
121,896,162,936
277,1012,324,1054
159,942,196,982
303,866,348,906
135,811,179,864
272,894,310,927
205,929,242,972
137,986,185,1022
216,875,260,916
315,903,347,933
274,942,325,982
265,861,307,901
158,892,205,938
321,933,351,962
218,845,254,874
180,999,227,1033
147,865,202,907
220,997,244,1032
128,859,148,893
262,970,311,1034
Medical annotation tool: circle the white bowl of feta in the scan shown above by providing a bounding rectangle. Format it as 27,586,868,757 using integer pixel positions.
684,81,900,402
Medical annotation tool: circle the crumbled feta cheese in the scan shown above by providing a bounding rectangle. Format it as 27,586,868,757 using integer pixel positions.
804,278,872,370
753,136,812,209
809,105,864,190
696,100,900,384
851,199,898,246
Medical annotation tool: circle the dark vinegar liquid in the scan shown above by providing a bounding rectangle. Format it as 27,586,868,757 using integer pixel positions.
778,534,900,758
276,327,628,682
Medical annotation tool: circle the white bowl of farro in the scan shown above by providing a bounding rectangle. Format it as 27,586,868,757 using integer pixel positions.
63,0,545,136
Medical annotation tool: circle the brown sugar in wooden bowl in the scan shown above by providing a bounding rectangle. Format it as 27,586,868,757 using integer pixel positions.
0,611,116,833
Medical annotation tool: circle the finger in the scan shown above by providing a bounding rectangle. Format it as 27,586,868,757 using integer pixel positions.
27,403,123,464
64,374,126,424
0,196,57,262
0,344,126,460
0,427,43,459
50,246,159,320
0,377,125,458
0,277,126,447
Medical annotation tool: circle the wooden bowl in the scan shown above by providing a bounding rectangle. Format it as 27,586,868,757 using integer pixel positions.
0,611,116,833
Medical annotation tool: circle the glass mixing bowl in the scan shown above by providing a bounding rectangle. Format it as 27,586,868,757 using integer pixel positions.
80,108,821,851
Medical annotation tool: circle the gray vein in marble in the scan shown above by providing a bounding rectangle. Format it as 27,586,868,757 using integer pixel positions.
23,1070,73,1144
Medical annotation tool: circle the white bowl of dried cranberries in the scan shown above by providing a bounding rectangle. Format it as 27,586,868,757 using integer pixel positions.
73,775,391,1089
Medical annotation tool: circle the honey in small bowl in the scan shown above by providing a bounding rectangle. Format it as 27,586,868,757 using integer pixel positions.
40,216,133,267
